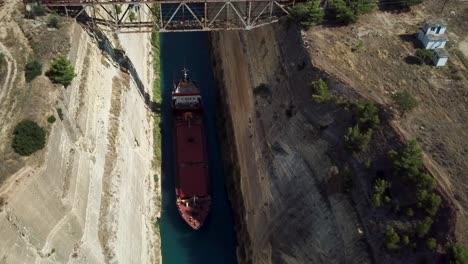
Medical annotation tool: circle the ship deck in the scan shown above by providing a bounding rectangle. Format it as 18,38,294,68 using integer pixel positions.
174,112,209,199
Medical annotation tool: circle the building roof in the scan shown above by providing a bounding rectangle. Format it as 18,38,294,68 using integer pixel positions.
425,34,448,41
425,19,447,27
434,48,449,58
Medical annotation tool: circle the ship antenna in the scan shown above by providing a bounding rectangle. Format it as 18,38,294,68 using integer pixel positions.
182,67,189,81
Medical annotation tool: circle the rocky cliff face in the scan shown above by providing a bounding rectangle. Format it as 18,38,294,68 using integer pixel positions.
211,22,373,264
0,2,159,262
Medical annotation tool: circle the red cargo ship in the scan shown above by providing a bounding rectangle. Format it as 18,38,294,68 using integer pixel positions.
172,69,211,230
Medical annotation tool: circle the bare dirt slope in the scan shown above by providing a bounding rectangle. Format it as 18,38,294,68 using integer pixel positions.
0,1,160,263
306,0,468,241
212,24,372,264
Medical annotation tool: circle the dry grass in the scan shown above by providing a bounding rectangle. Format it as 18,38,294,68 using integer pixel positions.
306,0,468,241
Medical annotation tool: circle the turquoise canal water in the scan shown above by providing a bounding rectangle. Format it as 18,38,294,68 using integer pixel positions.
159,32,238,264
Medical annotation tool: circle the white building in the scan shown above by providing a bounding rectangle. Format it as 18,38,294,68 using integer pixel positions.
432,48,449,67
417,20,448,50
416,20,449,67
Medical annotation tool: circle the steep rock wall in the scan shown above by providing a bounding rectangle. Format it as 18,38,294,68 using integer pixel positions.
211,23,372,264
0,6,159,262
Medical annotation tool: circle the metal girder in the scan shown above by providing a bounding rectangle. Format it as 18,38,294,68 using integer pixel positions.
41,0,293,33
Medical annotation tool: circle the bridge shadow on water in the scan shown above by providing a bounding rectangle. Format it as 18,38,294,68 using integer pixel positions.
159,32,238,264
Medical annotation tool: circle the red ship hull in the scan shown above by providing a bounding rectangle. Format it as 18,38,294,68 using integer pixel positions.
172,71,211,230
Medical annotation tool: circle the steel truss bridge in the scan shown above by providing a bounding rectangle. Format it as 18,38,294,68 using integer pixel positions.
39,0,297,32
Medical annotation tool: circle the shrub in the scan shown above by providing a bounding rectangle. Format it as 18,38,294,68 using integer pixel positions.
47,115,56,124
344,124,373,152
311,79,332,102
329,0,358,24
25,59,42,82
415,49,434,64
426,238,437,251
416,216,433,238
447,243,468,264
406,208,414,217
372,178,390,208
31,4,46,17
129,12,136,22
47,56,76,86
392,91,418,115
12,120,46,156
417,190,442,216
385,226,400,250
47,15,60,28
289,0,324,27
402,235,410,246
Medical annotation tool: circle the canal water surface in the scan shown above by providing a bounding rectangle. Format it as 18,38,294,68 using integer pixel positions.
159,32,238,264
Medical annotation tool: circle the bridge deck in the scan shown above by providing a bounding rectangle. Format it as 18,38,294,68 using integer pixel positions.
39,0,296,32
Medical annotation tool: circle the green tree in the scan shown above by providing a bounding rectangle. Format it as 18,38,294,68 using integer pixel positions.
47,56,76,87
385,226,400,250
12,120,46,156
402,235,410,246
426,238,437,251
388,140,423,180
353,101,380,129
415,172,436,191
344,124,373,152
416,216,433,238
47,15,60,28
25,59,42,82
349,0,377,14
372,178,390,208
311,79,332,102
392,91,418,115
417,190,442,216
329,0,357,24
447,243,468,264
289,0,324,27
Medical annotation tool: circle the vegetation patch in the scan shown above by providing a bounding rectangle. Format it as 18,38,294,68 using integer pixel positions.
311,79,332,102
25,59,42,82
415,49,434,65
289,0,324,27
447,243,468,263
392,91,418,115
12,120,46,156
372,178,390,208
47,15,60,29
47,115,56,124
0,52,5,68
151,30,162,167
46,56,76,87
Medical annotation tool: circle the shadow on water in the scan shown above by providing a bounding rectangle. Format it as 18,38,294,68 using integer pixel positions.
159,32,237,264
